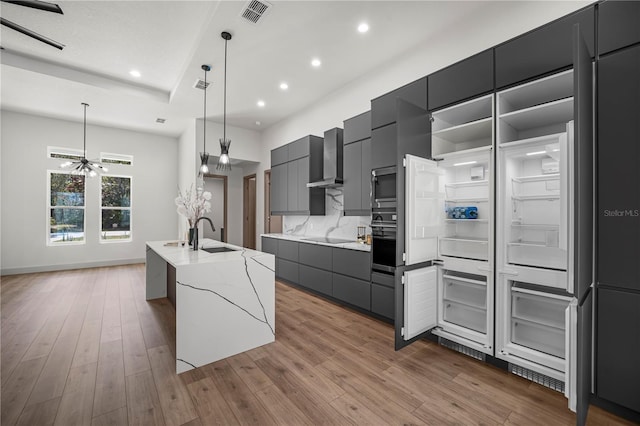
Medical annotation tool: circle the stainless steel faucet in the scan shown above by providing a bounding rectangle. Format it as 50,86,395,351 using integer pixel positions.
192,217,215,250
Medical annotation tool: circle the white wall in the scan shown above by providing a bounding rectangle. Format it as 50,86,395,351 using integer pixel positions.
254,1,591,248
177,119,197,240
0,110,178,274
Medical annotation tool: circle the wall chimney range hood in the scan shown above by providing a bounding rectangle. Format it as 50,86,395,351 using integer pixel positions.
306,127,344,188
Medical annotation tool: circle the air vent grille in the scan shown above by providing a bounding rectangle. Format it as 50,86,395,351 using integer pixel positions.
240,0,272,24
439,338,485,361
193,79,210,90
156,118,166,124
509,364,565,393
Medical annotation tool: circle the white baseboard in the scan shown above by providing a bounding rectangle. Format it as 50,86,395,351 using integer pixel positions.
1,258,146,276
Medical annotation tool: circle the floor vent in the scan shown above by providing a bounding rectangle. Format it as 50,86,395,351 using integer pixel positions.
509,364,565,393
439,338,485,361
240,0,272,24
193,79,210,90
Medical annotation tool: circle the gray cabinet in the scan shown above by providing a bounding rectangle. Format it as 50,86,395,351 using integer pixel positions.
343,111,372,216
277,259,298,283
261,237,277,256
277,239,298,262
495,6,595,89
371,123,397,170
332,248,370,282
332,273,370,310
428,49,494,111
371,284,394,319
371,77,427,130
270,164,287,214
299,243,332,270
598,0,640,57
299,265,332,296
270,135,325,215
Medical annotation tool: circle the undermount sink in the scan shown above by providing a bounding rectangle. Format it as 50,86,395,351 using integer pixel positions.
202,246,238,254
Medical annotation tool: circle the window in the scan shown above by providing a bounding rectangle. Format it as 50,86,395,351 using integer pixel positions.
100,152,133,166
48,146,84,161
101,175,131,241
48,171,85,245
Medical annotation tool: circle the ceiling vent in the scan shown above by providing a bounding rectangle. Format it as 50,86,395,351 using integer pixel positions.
193,79,210,90
156,118,166,124
240,0,272,24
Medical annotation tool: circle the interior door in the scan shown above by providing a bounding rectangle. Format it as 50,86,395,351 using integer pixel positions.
572,23,594,426
395,265,437,350
404,155,444,265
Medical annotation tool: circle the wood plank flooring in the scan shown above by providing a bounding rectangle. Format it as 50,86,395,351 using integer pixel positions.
1,264,634,425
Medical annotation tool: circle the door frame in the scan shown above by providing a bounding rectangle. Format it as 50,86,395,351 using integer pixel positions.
203,173,228,242
264,169,282,233
243,173,257,249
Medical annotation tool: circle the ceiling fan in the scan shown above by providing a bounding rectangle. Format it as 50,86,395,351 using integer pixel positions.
1,0,65,50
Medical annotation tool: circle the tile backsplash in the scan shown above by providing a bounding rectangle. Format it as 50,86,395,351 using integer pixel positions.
282,188,370,240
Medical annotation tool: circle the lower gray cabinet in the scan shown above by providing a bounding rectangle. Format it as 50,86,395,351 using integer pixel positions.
277,240,298,262
371,283,394,319
332,248,371,282
332,273,370,310
261,237,277,256
299,243,332,270
277,259,298,283
299,265,332,296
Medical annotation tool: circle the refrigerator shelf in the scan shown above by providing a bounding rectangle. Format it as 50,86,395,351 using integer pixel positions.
445,180,489,187
443,299,487,334
445,219,488,223
445,197,489,203
512,290,568,329
507,243,567,270
512,194,560,201
442,274,487,287
440,237,489,261
443,277,487,309
512,174,560,183
511,317,565,359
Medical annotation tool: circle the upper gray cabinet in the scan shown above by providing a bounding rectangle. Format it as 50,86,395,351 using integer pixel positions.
343,111,372,216
495,6,594,89
371,77,427,130
428,49,494,111
270,135,324,216
598,0,640,56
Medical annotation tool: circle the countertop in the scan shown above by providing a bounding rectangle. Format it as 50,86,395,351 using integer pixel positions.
146,239,270,267
261,233,371,252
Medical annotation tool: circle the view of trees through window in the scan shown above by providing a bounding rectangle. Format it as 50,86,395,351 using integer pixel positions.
49,172,85,244
101,176,131,240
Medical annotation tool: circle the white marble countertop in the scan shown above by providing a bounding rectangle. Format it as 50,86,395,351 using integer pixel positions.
261,233,371,252
146,239,269,267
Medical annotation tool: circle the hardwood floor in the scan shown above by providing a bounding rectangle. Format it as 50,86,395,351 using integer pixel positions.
1,264,634,425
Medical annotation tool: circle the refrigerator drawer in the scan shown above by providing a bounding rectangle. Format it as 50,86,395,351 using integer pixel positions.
443,274,486,309
507,243,567,270
511,317,565,359
440,237,489,261
512,291,568,329
443,299,487,334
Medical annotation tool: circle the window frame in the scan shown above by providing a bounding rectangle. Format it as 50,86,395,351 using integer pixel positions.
99,173,132,243
47,170,86,246
100,152,133,166
47,146,84,161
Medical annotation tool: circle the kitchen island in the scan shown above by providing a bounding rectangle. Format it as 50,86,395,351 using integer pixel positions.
146,239,275,373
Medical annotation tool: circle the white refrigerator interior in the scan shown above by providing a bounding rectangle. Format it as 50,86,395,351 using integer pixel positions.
495,69,578,408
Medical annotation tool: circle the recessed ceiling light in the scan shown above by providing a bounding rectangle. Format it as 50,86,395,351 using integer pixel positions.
257,100,265,108
256,121,261,126
358,22,369,33
279,82,289,90
311,58,321,68
129,69,141,78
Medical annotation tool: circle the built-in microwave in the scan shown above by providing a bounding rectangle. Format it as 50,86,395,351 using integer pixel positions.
372,166,397,205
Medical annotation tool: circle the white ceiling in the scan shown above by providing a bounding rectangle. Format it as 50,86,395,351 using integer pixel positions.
1,1,583,138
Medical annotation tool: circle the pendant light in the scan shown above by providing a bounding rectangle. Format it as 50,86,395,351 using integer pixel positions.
198,64,211,176
60,103,108,177
216,31,232,171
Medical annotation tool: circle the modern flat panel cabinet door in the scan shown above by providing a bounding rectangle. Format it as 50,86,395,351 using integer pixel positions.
598,44,640,291
361,138,372,210
261,237,278,256
597,288,640,413
372,78,427,129
344,111,371,144
428,49,494,111
287,159,299,212
270,164,287,214
495,6,594,89
343,141,362,212
297,157,310,213
371,123,397,169
271,145,288,166
598,0,640,56
572,23,594,302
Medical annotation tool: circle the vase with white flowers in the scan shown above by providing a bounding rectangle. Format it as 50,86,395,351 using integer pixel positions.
175,185,213,247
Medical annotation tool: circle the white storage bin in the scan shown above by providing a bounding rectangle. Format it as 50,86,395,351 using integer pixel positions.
443,275,486,309
445,180,489,200
440,237,488,261
512,291,568,329
511,318,565,359
507,243,567,270
443,300,486,334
